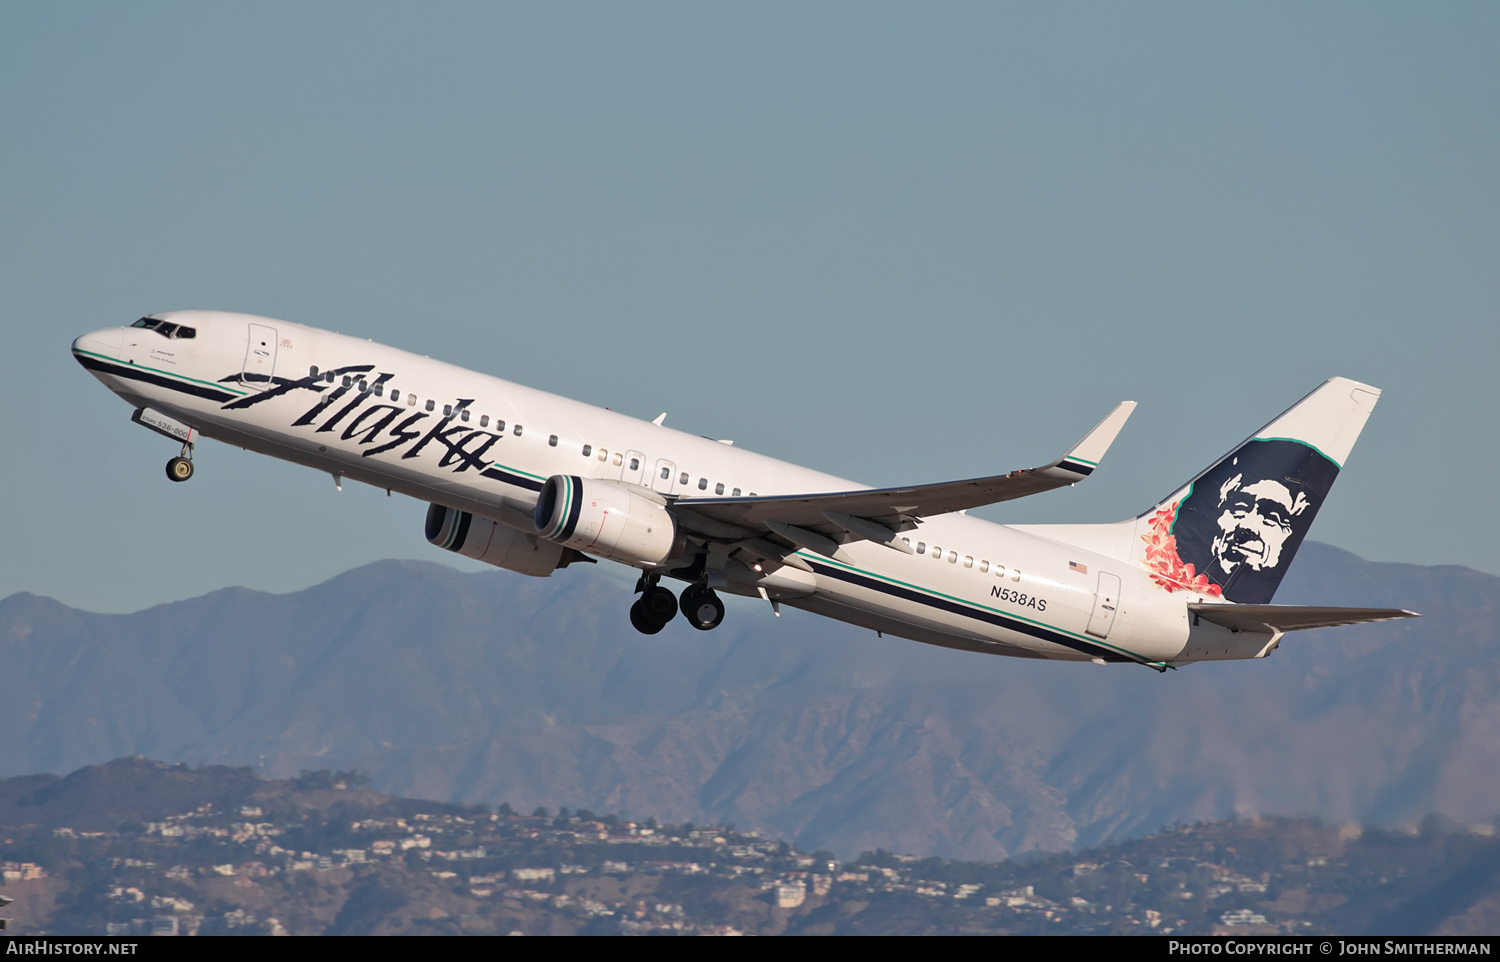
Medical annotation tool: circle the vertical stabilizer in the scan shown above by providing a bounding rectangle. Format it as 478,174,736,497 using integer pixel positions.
1134,377,1380,604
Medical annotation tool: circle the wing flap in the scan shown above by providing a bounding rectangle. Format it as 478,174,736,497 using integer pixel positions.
1188,604,1420,633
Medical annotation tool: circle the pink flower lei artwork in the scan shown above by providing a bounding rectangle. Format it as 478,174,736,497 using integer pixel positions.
1140,501,1223,597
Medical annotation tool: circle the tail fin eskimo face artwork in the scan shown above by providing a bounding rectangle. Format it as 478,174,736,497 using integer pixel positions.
1146,439,1340,604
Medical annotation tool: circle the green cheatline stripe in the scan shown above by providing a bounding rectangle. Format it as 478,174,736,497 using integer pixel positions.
1066,456,1099,466
799,550,1162,666
73,349,250,397
1252,436,1342,469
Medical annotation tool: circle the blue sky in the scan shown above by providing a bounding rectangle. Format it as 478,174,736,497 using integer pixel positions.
4,3,1497,612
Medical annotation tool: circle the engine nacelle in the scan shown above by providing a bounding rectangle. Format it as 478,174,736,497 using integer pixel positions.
534,475,680,568
425,504,583,577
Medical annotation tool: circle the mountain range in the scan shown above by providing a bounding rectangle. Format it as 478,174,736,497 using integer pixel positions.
1,542,1495,861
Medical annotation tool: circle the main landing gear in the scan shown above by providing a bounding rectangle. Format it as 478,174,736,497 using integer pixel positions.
679,584,725,631
165,441,195,482
629,576,726,634
630,577,678,635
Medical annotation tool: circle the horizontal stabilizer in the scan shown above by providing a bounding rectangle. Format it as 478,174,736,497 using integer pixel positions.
1188,603,1419,634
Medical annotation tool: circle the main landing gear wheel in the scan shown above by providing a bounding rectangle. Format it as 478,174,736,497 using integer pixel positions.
166,456,194,482
629,598,664,635
630,584,679,634
679,585,725,631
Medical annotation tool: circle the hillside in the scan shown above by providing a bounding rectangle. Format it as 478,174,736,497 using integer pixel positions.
0,543,1495,861
1,758,1498,936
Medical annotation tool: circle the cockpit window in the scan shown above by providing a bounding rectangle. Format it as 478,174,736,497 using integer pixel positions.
130,317,193,339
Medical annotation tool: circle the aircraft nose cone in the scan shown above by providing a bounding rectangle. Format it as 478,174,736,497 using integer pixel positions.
72,327,123,362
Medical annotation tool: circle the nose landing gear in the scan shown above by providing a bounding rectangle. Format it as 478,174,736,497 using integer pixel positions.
165,441,195,482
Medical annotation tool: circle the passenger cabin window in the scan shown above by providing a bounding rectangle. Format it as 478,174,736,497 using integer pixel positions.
481,415,490,428
460,409,470,422
964,556,973,568
629,456,639,470
715,483,725,495
514,424,523,436
549,435,559,447
425,400,435,412
679,472,689,485
597,448,607,461
582,444,592,457
407,394,417,407
495,420,505,432
443,404,452,416
660,466,671,480
343,376,353,388
309,366,319,377
698,478,707,490
917,542,926,554
732,488,741,496
948,551,957,564
1011,568,1021,582
326,372,335,383
979,560,990,573
932,546,942,559
359,380,369,393
611,452,621,466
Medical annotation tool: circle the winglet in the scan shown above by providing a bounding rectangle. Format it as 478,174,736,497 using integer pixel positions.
1045,401,1136,479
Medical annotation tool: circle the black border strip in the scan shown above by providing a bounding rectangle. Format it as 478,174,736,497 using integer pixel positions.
804,559,1134,663
480,466,544,491
450,510,473,552
560,475,583,539
75,354,239,403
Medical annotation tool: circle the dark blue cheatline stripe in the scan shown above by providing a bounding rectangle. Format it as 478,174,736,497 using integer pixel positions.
75,355,239,403
481,466,544,491
1058,459,1095,475
804,559,1137,664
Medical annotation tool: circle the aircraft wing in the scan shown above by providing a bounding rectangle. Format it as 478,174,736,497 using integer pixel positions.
1188,604,1420,633
672,402,1136,554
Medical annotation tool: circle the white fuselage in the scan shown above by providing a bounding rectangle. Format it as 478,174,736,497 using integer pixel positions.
73,311,1257,668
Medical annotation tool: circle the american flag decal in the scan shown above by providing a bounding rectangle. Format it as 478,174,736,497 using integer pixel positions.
1069,561,1088,574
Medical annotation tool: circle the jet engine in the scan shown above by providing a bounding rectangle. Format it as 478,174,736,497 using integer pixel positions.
534,475,681,568
425,503,584,577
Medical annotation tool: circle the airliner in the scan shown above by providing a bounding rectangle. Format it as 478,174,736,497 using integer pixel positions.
71,311,1415,670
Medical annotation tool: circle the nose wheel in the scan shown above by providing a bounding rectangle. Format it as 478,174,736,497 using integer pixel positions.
679,585,725,631
629,581,678,634
165,442,195,482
